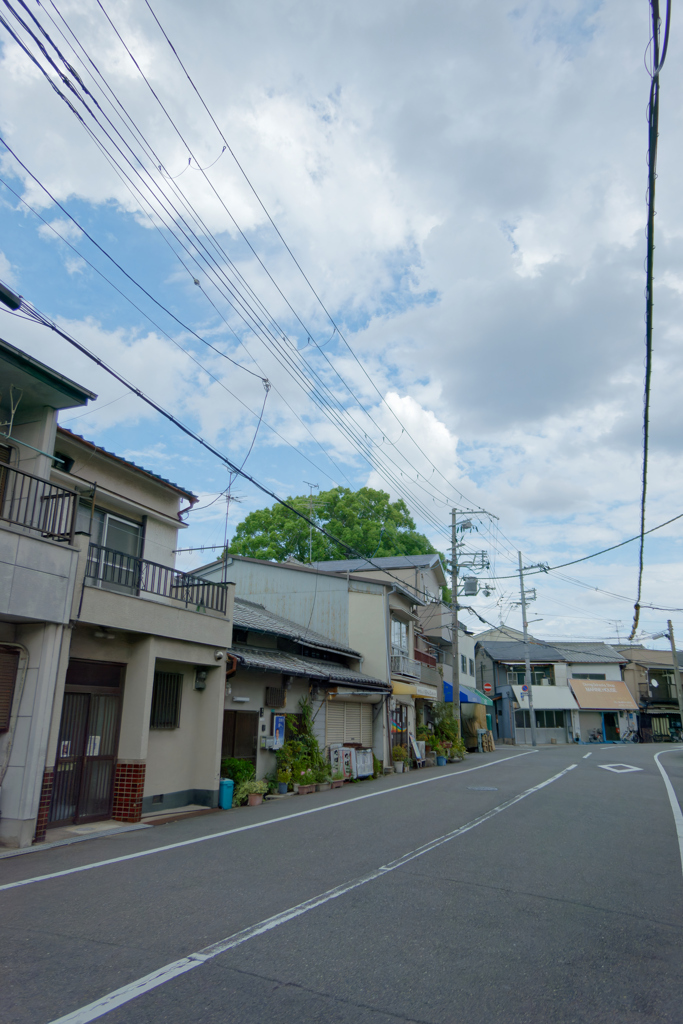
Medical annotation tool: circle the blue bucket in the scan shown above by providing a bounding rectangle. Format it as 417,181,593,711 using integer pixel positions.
219,778,234,809
436,756,447,766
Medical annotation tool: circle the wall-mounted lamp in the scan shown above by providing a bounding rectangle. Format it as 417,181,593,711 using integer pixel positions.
233,696,250,703
94,629,115,640
194,668,208,691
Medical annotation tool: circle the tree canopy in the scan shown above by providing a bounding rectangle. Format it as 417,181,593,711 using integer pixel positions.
228,486,438,564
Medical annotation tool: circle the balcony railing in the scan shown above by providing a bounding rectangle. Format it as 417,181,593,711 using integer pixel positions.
0,463,77,542
414,649,437,669
85,543,229,613
391,653,421,679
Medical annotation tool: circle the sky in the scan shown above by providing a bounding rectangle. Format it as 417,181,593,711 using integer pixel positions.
0,0,682,645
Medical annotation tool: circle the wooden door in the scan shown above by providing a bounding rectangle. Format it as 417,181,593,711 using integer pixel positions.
222,710,258,765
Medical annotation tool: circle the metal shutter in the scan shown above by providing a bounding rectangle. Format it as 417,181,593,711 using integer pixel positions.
344,703,362,744
325,701,345,746
361,704,373,747
0,648,20,731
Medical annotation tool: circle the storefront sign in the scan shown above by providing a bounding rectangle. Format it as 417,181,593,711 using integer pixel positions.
569,678,638,711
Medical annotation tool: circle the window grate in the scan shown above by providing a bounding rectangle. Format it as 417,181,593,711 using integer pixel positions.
150,672,183,729
265,686,285,708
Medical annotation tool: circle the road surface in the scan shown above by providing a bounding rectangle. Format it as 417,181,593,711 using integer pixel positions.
2,744,682,1024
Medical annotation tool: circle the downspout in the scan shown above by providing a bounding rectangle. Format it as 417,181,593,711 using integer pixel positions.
0,643,30,792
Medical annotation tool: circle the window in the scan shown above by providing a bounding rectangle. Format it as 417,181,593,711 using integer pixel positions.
572,673,606,680
508,665,555,686
265,686,285,708
391,619,408,653
469,658,475,677
461,654,467,674
0,647,20,732
535,710,565,729
150,672,183,729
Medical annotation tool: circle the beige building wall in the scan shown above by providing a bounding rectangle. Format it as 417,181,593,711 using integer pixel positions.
348,591,389,683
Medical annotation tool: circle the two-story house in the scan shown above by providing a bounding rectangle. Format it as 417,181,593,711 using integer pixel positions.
194,554,426,765
616,645,683,742
0,339,234,847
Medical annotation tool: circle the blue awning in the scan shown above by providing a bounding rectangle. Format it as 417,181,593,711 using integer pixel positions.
443,682,493,706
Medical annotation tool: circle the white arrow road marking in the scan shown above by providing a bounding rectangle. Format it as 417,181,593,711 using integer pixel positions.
599,764,643,773
47,763,577,1024
0,750,538,893
583,753,592,759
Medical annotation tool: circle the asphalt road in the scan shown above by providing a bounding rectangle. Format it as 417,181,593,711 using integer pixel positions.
2,744,683,1024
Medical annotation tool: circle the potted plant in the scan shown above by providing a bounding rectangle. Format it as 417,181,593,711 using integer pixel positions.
392,745,408,773
315,765,331,792
276,766,291,795
234,779,268,807
297,767,316,795
330,769,344,789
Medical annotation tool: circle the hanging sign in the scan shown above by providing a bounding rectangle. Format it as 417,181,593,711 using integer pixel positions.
272,715,285,749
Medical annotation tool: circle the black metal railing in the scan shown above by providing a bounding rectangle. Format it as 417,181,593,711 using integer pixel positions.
85,543,229,613
0,462,77,542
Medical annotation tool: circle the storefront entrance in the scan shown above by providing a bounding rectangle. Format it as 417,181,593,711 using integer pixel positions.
603,712,619,741
49,660,124,826
222,710,258,766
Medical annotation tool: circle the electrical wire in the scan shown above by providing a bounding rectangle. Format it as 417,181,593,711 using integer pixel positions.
631,0,672,639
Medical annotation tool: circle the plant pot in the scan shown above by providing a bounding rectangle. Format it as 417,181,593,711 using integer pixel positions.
436,756,447,766
298,784,315,795
278,782,289,794
331,779,344,788
247,793,263,806
316,783,331,792
292,783,299,794
394,761,404,773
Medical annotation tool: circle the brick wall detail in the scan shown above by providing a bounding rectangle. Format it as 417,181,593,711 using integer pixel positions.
33,767,54,844
112,761,146,823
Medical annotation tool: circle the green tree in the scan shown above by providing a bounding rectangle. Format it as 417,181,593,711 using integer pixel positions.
228,486,437,563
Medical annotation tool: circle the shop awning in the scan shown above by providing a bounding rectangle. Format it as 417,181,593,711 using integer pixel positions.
460,683,493,706
568,678,638,711
392,681,417,696
512,685,578,711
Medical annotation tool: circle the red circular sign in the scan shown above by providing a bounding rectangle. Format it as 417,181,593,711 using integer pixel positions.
483,681,493,694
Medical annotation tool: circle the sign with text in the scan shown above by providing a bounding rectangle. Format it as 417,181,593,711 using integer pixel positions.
272,714,285,749
569,678,638,711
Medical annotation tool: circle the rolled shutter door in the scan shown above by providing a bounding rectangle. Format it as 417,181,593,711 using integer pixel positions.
325,702,345,746
361,704,373,747
344,703,362,744
0,647,19,732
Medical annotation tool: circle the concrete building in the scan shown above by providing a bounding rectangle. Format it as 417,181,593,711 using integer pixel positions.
616,645,683,741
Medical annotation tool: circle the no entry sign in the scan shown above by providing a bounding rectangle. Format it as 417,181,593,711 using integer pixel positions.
483,681,493,694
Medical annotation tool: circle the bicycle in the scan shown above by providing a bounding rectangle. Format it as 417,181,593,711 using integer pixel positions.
587,729,603,743
619,727,640,743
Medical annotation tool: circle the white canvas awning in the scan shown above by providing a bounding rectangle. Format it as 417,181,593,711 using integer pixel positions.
512,685,579,711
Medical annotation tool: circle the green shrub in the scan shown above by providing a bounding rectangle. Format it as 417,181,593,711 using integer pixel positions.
233,778,268,805
373,755,383,778
221,758,255,785
392,744,408,762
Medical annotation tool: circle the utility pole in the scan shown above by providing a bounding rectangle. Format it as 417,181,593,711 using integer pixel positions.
518,551,537,748
303,481,319,563
451,509,461,737
667,621,683,728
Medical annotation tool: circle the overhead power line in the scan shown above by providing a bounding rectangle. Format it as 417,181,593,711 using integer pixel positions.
630,0,672,639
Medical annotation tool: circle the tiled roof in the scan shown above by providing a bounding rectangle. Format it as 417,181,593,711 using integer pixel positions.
477,639,627,665
57,427,196,500
233,598,360,657
476,640,568,663
550,642,627,664
232,646,388,690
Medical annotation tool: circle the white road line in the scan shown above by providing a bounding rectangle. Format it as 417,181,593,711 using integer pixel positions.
583,753,592,759
48,762,577,1024
654,750,683,875
0,750,538,893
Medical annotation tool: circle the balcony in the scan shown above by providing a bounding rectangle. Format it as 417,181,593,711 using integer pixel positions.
391,652,421,679
85,543,229,614
414,649,437,669
0,463,77,542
